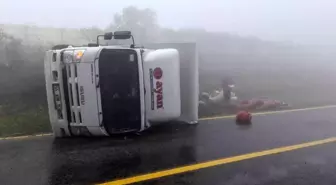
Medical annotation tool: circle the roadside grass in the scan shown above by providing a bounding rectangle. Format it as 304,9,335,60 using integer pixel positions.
0,109,51,137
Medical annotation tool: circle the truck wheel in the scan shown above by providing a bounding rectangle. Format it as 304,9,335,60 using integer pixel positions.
51,44,71,50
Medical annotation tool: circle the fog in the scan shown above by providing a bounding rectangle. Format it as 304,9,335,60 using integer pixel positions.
1,1,336,136
2,0,336,47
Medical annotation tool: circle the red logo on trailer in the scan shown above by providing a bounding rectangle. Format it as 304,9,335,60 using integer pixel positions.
153,67,163,80
153,67,163,109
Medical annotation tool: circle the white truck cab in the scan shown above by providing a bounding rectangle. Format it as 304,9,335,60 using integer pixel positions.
44,31,199,137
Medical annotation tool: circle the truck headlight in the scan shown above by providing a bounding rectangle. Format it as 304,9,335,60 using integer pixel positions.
74,50,85,62
63,49,85,63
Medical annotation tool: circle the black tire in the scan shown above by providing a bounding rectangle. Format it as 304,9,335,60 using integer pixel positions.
51,44,71,50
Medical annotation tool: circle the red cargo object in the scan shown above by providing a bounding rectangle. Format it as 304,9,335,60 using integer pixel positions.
236,111,252,124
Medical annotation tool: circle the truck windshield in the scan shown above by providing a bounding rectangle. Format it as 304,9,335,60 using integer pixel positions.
98,49,141,134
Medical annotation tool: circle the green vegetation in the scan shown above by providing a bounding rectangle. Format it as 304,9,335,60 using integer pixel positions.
0,108,50,137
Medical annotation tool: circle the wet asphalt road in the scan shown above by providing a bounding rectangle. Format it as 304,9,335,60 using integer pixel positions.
1,107,336,185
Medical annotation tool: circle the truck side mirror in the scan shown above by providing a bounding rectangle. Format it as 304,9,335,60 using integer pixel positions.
113,31,132,39
104,32,113,40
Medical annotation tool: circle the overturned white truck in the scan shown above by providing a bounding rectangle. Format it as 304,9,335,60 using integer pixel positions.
44,31,199,137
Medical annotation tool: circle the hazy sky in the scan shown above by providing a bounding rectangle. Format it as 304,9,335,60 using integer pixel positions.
1,0,336,46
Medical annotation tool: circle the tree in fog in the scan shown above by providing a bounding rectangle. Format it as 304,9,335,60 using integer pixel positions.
0,28,24,68
107,6,159,43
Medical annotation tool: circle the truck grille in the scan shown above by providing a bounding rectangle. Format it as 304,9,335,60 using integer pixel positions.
61,62,82,126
